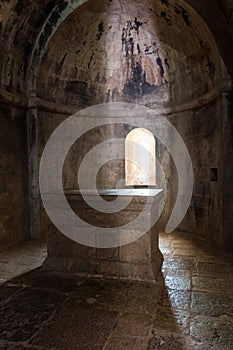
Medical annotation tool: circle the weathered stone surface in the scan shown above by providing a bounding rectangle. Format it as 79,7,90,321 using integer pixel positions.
0,286,20,304
191,291,233,318
192,276,233,295
98,260,156,282
112,313,152,337
148,331,188,350
23,0,230,253
1,0,233,348
190,315,233,349
153,306,190,333
32,272,77,293
72,277,130,310
96,247,119,261
0,232,232,349
32,299,118,350
0,104,29,248
162,256,197,271
165,275,191,291
159,288,191,311
44,191,163,281
0,241,46,285
104,337,148,350
0,289,65,342
37,0,220,107
196,261,231,275
0,0,232,253
119,234,151,264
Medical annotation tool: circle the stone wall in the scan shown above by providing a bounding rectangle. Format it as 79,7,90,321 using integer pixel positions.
38,99,223,248
166,99,223,245
0,0,233,252
0,103,29,247
217,0,233,37
36,0,227,249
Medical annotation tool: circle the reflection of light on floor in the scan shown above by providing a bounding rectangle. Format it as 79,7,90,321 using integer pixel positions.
0,232,232,348
0,240,47,284
158,231,233,348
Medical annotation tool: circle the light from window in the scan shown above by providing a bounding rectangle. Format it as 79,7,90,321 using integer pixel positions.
125,128,156,186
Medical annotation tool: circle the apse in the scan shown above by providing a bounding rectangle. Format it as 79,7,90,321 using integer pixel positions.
35,0,228,249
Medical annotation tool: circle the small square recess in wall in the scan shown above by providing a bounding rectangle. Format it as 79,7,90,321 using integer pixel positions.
210,168,218,182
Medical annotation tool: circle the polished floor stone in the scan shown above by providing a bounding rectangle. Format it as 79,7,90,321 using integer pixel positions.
0,232,232,349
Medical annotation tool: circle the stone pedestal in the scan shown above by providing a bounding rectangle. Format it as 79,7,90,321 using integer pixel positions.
42,189,164,282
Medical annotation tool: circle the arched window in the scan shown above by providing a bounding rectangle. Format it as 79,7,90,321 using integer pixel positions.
125,128,156,186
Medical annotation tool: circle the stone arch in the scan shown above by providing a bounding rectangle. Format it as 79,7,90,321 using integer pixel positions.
27,0,89,95
22,0,233,251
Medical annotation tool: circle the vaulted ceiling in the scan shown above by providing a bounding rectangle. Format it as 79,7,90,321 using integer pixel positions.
37,0,223,107
0,0,232,102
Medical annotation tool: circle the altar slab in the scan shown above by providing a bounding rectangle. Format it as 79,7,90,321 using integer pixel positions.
42,188,164,282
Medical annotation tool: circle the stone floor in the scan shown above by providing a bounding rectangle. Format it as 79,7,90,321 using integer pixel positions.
0,232,232,350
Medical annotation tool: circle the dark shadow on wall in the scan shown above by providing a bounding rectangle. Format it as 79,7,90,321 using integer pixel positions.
0,103,29,247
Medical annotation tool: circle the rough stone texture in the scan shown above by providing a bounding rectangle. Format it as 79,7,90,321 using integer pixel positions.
0,232,232,349
216,0,233,37
0,286,20,304
0,103,29,247
148,332,188,350
0,0,231,250
0,0,66,95
1,0,233,308
33,0,231,251
38,99,227,249
43,190,163,281
37,0,221,107
32,299,118,350
0,288,64,342
0,0,232,97
0,239,46,284
159,98,225,247
0,3,233,349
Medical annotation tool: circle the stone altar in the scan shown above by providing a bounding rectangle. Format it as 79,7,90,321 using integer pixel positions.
42,188,164,282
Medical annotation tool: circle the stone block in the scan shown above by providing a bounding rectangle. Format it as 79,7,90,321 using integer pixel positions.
98,261,155,281
119,234,151,264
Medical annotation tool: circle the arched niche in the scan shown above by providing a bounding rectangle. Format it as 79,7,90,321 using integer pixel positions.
125,128,156,186
32,0,232,251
